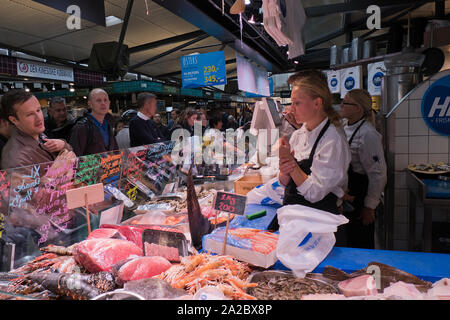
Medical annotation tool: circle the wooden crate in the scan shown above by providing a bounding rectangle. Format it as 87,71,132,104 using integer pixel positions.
234,174,263,195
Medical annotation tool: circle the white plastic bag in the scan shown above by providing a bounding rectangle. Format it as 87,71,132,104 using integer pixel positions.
246,177,285,205
275,205,349,278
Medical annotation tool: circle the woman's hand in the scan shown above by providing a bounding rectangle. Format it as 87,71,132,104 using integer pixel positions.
279,156,297,176
278,136,292,159
285,112,301,129
43,139,66,153
360,207,375,225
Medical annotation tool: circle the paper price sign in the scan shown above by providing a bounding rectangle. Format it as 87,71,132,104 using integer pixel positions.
181,51,227,88
213,191,247,216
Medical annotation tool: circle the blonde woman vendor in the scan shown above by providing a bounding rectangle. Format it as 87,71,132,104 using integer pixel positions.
340,89,387,249
277,70,351,244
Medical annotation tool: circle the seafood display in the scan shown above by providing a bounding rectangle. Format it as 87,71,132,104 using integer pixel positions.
73,238,143,273
156,253,257,300
0,153,447,301
247,271,339,300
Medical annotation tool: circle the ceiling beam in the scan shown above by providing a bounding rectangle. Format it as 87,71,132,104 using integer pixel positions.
304,0,436,17
152,0,286,73
128,30,207,54
129,33,210,71
305,2,426,49
113,0,134,77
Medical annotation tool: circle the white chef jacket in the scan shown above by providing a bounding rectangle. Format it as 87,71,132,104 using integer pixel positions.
289,118,351,203
344,119,387,209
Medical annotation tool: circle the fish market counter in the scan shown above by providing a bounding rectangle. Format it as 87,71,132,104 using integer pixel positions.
239,204,450,283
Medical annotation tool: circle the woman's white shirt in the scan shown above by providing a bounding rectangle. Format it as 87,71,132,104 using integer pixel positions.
344,119,387,209
289,118,351,203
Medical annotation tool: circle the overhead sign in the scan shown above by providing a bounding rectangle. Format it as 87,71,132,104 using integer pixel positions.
421,74,450,136
181,51,227,88
33,0,106,26
236,54,270,97
367,61,385,96
17,59,74,82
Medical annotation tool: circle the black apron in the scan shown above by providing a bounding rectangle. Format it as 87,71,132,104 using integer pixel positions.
345,120,375,249
269,120,343,239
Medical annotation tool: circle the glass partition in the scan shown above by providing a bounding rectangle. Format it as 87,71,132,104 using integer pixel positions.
0,136,252,270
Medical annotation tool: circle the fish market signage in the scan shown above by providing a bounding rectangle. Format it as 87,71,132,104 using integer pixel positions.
421,74,450,136
17,59,74,82
181,51,227,88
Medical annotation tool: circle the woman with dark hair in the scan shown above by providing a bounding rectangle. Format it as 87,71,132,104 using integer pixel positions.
169,108,198,137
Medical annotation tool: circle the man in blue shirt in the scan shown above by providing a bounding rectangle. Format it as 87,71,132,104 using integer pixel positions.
69,88,119,156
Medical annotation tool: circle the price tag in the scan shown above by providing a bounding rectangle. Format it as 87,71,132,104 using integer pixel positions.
213,191,247,216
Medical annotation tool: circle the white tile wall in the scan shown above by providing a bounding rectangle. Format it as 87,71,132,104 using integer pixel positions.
395,118,409,136
395,154,409,171
409,100,423,118
409,118,429,136
395,137,409,154
390,72,450,251
409,136,428,154
408,153,428,165
429,136,449,154
428,153,449,164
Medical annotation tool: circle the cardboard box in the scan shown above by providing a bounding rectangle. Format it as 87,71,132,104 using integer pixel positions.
234,174,263,195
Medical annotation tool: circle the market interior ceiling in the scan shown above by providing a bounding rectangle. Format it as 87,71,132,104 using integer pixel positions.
0,0,449,89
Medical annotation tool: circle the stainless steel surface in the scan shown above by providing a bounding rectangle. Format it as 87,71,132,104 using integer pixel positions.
342,47,350,64
330,45,341,66
351,37,362,62
405,170,450,252
362,39,376,59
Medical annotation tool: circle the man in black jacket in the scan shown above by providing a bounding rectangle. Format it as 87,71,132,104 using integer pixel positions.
129,92,167,147
69,88,119,156
44,96,75,142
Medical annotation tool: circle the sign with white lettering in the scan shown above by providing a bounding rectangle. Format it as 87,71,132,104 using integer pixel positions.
181,51,227,88
421,75,450,136
32,0,106,27
17,59,74,82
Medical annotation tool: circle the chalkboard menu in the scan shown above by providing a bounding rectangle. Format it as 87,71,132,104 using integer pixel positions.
213,191,247,216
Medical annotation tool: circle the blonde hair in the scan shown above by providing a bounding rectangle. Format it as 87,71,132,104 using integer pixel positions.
346,89,375,126
288,69,342,127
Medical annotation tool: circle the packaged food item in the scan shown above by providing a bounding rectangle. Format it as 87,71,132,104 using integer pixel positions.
202,227,278,268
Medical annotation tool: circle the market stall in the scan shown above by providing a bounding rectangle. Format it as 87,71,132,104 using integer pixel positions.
0,136,448,301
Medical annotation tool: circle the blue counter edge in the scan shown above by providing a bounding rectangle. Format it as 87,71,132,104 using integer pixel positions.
243,204,450,283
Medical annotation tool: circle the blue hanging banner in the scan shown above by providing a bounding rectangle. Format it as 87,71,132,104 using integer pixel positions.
181,51,227,88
